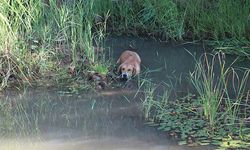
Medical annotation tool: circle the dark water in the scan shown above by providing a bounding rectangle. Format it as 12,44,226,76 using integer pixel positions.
2,36,249,150
108,36,250,93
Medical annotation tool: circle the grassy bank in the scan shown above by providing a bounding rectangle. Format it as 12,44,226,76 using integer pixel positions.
95,0,250,39
0,0,249,89
0,1,250,149
0,0,110,90
95,0,250,54
142,52,250,149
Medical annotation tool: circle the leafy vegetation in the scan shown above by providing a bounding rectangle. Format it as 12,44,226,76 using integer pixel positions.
0,0,250,89
0,0,109,90
94,0,250,55
142,53,250,149
0,1,250,149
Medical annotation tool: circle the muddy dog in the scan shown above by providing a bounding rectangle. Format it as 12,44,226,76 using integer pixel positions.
117,50,141,80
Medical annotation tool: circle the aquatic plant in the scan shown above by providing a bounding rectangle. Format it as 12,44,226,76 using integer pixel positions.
209,38,250,59
142,52,250,148
190,52,250,127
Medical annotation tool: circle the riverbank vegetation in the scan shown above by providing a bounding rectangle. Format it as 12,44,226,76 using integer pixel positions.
0,0,110,91
0,0,250,90
142,52,250,149
95,0,250,55
0,0,250,149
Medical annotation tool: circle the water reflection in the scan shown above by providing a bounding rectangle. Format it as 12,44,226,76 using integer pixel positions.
0,87,212,150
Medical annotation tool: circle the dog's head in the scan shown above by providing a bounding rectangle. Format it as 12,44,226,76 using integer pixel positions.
118,64,135,80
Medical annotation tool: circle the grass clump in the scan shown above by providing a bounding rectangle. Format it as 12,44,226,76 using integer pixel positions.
97,0,250,55
181,0,250,39
190,53,250,127
209,38,250,59
0,0,110,90
142,52,250,149
94,0,184,40
139,0,184,39
91,63,109,75
94,0,250,40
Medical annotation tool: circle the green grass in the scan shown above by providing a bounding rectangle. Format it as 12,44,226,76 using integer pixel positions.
94,0,250,40
91,63,109,75
181,0,250,39
141,52,250,149
95,0,184,39
97,0,249,56
209,38,250,59
0,0,250,89
0,0,110,90
1,1,250,149
190,52,250,127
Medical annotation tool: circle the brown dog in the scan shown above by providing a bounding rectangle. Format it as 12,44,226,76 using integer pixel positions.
117,50,141,79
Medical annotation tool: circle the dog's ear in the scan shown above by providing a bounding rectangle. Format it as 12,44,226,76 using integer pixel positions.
133,64,140,76
132,66,136,76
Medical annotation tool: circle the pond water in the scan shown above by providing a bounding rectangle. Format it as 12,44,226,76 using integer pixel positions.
1,87,212,150
2,36,249,150
108,36,250,92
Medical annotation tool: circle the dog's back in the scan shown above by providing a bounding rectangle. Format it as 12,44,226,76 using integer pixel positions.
117,50,141,64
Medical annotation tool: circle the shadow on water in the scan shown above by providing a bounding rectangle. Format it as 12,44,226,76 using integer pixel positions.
3,36,249,149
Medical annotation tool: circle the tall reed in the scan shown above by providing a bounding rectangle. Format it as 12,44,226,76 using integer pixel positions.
0,0,109,89
190,52,250,127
